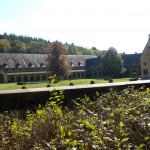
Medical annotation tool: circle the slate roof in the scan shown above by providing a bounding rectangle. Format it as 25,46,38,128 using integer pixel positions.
67,55,97,67
86,57,102,69
0,53,97,69
0,53,46,68
121,53,141,65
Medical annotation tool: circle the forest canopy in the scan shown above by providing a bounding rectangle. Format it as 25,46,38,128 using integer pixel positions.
0,33,106,56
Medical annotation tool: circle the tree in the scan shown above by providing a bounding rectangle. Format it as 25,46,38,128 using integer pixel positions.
47,41,71,81
93,50,107,57
0,39,11,53
92,47,97,50
102,47,124,78
10,40,26,53
67,43,80,55
27,41,49,54
82,48,94,55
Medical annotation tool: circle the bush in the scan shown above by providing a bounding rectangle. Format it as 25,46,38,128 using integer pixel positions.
17,82,25,85
22,86,26,89
129,77,138,81
108,78,113,83
69,82,74,86
0,87,149,149
90,80,95,84
47,84,51,87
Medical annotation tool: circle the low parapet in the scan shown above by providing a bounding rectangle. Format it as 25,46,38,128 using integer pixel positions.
0,80,150,111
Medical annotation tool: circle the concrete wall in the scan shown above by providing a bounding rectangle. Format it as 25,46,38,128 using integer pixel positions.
0,80,150,111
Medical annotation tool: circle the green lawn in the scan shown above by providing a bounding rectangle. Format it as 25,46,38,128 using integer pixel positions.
0,78,131,91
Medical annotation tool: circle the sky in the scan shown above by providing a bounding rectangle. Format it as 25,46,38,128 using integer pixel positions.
0,0,150,54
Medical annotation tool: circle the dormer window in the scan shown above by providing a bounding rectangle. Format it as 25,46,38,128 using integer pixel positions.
70,62,74,66
2,62,7,68
28,62,33,67
16,62,21,68
40,62,44,67
78,62,82,66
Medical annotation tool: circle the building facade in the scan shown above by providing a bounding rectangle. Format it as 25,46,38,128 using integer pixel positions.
0,53,100,83
141,35,150,78
122,53,141,77
0,49,144,83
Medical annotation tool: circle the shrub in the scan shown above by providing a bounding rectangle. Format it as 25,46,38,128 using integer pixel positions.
90,80,95,84
22,86,26,89
108,78,113,83
0,87,149,149
17,82,25,85
129,77,138,81
69,82,74,86
47,84,51,87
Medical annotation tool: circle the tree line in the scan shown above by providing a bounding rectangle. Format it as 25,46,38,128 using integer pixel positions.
0,33,51,54
0,33,106,56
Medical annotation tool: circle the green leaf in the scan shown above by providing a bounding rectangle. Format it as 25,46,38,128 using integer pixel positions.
121,138,129,143
138,144,145,149
144,136,149,141
71,140,77,147
110,113,114,117
119,121,124,127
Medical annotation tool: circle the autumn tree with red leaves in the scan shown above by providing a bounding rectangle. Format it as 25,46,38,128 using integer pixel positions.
47,41,71,81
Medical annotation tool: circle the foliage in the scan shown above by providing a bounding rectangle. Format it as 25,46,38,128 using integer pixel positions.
0,39,11,53
47,41,71,80
26,41,49,54
90,80,95,84
0,33,106,56
102,47,124,77
65,42,106,56
10,40,26,53
0,86,149,149
0,33,51,54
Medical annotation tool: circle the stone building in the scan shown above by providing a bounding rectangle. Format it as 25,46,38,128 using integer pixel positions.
141,35,150,78
122,53,141,77
0,48,144,83
0,53,99,83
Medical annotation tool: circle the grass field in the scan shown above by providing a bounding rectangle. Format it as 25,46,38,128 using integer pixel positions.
0,78,131,91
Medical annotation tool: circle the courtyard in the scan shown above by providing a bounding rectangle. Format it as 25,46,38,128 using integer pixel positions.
0,78,131,91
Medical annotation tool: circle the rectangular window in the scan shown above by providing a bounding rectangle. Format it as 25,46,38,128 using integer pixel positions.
143,69,148,75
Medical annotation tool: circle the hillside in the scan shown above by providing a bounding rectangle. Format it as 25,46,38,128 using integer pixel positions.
0,33,106,56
